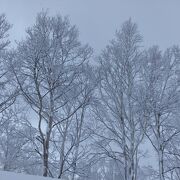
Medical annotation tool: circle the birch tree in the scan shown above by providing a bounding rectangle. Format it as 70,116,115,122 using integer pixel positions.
0,14,18,113
95,19,145,180
49,64,96,179
0,14,10,51
70,64,96,180
140,46,180,180
0,105,30,171
12,11,92,177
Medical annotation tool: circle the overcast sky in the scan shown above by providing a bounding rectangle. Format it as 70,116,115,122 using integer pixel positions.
1,0,180,54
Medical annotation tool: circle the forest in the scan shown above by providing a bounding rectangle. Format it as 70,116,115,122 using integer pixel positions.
0,11,180,180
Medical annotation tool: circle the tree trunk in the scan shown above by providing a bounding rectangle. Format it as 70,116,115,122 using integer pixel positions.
43,142,49,177
157,113,165,180
58,122,68,179
72,107,85,180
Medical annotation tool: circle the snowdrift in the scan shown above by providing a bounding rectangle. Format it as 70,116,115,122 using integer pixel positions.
0,171,59,180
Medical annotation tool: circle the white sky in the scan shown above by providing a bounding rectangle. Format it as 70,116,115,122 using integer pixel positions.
1,0,180,54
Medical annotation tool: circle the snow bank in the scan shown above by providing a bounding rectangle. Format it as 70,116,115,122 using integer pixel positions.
0,171,59,180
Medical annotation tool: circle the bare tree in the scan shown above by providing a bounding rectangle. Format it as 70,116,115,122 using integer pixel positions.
48,64,97,179
70,64,96,180
94,19,146,180
0,104,30,171
0,14,11,50
0,14,18,113
11,11,92,177
140,46,180,180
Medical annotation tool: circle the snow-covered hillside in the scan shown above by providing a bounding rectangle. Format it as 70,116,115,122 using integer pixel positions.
0,171,59,180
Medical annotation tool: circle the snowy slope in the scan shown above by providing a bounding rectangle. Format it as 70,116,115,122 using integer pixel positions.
0,171,59,180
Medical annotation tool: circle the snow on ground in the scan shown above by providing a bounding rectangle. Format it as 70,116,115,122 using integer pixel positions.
0,171,59,180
